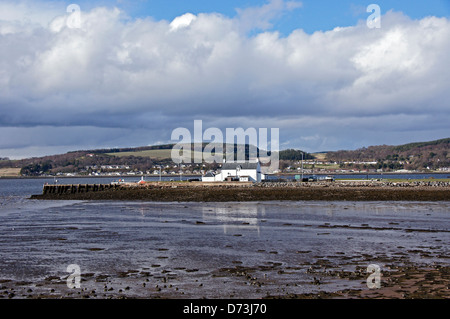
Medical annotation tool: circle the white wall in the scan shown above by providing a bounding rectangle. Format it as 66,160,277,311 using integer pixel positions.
220,169,260,182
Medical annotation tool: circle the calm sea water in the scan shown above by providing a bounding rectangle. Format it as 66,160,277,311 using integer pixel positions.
0,178,448,297
270,173,450,180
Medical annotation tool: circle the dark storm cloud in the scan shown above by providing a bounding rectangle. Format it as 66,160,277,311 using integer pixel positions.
0,2,449,158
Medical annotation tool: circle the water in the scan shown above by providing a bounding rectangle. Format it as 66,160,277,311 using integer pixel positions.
0,178,448,298
269,173,450,180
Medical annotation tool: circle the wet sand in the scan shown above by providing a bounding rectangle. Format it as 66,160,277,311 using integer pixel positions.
1,256,448,299
1,201,448,299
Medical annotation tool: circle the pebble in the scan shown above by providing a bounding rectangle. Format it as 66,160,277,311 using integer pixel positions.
253,181,450,188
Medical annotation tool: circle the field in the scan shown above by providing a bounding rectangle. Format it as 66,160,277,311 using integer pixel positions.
106,149,174,159
311,152,327,160
0,168,21,177
107,149,231,161
304,163,340,169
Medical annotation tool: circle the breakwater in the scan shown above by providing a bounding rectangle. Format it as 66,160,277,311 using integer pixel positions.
256,181,450,188
42,183,121,194
31,181,450,201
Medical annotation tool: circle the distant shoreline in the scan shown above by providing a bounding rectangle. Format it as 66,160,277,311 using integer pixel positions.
3,171,450,179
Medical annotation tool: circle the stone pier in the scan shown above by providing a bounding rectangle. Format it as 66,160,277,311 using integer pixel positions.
42,183,119,195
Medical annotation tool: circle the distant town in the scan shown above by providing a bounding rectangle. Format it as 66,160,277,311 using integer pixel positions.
43,159,449,179
0,138,448,177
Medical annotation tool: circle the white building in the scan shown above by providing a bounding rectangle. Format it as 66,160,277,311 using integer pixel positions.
202,160,264,182
201,172,216,182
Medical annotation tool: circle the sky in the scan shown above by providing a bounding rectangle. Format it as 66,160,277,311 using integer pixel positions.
0,0,449,159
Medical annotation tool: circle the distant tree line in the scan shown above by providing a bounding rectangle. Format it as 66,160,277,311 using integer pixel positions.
327,138,449,170
4,138,449,176
278,149,314,161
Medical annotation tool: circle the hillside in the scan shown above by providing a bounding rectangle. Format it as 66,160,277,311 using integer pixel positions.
0,144,313,176
326,138,449,170
1,138,448,176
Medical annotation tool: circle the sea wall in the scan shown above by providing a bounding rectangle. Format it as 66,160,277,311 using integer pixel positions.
254,181,450,188
42,183,120,194
31,181,450,201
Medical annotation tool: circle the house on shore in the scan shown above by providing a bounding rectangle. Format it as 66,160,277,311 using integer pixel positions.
202,160,264,182
201,172,216,182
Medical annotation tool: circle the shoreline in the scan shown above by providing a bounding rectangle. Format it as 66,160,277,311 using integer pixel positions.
4,194,448,300
1,260,447,299
3,171,450,179
30,181,450,201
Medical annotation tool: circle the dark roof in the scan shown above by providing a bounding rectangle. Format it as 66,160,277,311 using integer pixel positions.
221,162,259,170
203,172,215,177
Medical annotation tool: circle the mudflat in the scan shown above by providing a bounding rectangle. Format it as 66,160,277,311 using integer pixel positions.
1,200,448,299
1,253,448,299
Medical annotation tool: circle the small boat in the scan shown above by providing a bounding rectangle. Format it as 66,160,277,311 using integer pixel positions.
138,176,146,185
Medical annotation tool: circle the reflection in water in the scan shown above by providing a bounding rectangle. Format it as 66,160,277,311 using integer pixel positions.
202,204,266,236
139,205,146,217
325,207,333,217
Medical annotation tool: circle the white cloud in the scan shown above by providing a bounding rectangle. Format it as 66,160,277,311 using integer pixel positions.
0,1,449,158
170,12,197,31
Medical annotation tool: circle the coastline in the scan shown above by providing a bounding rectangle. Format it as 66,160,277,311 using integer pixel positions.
1,255,447,299
4,188,449,300
3,171,450,179
30,181,450,201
